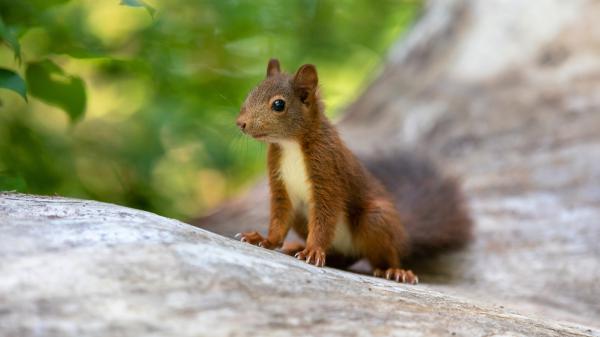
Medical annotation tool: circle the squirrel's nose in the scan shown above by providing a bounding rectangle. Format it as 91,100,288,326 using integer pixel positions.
236,120,246,131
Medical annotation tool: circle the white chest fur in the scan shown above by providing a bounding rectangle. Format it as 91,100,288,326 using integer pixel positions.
277,141,357,256
278,141,311,206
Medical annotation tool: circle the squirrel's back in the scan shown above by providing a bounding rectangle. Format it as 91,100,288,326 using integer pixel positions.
364,151,473,257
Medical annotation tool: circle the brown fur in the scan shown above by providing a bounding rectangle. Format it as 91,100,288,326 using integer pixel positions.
363,152,473,257
235,59,472,284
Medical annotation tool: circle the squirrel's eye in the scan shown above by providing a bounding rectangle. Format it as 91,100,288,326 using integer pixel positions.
271,99,285,112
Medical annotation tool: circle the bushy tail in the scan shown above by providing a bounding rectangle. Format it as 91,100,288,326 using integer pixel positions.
364,151,473,257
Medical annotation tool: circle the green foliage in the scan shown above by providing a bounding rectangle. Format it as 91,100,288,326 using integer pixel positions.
0,68,26,100
0,0,421,219
26,59,86,121
120,0,156,17
0,17,21,61
0,172,26,191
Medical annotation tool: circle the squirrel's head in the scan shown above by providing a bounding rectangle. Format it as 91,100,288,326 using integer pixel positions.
236,59,321,143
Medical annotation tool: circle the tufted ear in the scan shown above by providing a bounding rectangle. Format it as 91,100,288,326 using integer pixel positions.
266,58,281,78
293,64,318,103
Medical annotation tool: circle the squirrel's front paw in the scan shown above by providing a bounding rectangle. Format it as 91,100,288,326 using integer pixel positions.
295,246,326,267
235,231,278,249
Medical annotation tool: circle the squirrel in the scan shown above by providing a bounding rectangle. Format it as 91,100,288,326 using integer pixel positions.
235,59,472,284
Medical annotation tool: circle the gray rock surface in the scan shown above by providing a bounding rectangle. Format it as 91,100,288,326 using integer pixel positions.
0,193,597,337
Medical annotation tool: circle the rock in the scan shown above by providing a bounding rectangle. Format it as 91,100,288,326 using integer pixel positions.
0,193,596,336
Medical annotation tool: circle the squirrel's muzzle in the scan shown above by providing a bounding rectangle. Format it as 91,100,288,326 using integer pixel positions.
236,121,246,131
236,117,247,132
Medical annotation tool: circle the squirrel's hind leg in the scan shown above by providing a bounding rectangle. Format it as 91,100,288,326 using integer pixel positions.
373,268,418,284
355,199,418,284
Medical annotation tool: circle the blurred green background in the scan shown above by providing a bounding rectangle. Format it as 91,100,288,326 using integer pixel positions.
0,0,420,220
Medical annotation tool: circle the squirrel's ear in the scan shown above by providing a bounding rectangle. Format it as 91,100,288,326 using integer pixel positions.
266,58,281,78
293,64,318,102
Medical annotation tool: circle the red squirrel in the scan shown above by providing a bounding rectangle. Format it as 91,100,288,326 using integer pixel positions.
235,59,472,284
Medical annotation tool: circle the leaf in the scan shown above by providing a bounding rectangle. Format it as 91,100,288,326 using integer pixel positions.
0,16,22,62
0,68,27,101
120,0,156,18
25,60,86,122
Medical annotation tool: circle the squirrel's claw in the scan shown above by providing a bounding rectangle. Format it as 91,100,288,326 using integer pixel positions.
237,231,279,250
295,247,326,267
373,268,418,285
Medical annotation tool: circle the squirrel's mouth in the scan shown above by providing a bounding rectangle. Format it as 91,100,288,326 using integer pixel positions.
251,133,268,139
